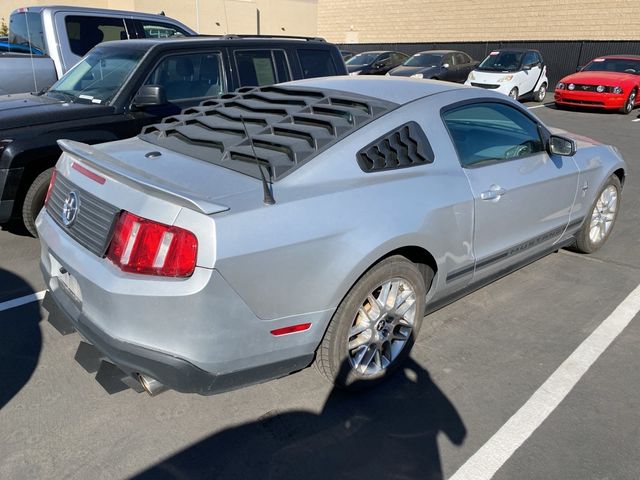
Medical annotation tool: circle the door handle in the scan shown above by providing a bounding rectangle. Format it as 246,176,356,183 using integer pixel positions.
480,185,507,201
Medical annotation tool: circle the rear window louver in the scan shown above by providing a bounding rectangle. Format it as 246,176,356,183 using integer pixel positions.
139,85,397,181
356,122,434,173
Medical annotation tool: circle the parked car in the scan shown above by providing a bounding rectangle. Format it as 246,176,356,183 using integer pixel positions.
388,50,478,83
555,55,640,114
0,6,195,95
346,51,408,76
340,50,354,61
0,35,347,236
38,77,626,396
465,49,548,102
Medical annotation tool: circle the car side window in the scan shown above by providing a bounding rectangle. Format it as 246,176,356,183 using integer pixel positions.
523,52,538,67
145,52,225,101
392,53,406,64
65,16,129,57
137,21,189,38
442,102,545,168
443,54,454,66
454,53,467,65
235,49,291,87
298,49,338,78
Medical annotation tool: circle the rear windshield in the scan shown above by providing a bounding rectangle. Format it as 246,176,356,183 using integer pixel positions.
403,53,443,67
478,51,524,72
8,11,46,55
582,58,640,75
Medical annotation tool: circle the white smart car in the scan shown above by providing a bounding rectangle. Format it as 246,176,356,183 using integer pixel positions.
465,49,548,102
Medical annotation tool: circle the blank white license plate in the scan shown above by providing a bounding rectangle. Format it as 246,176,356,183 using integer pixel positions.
50,255,83,304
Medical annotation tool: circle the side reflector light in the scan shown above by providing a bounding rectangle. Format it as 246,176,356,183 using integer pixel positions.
270,323,312,336
44,169,58,206
107,211,198,277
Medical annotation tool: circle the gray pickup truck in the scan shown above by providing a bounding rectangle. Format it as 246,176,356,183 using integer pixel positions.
1,6,195,95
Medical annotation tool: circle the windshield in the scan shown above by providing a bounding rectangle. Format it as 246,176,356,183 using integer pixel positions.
346,53,379,66
478,51,524,72
582,58,640,75
46,46,145,104
7,11,45,55
403,53,443,67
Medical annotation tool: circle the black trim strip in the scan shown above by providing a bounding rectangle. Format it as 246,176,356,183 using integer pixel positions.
445,216,584,283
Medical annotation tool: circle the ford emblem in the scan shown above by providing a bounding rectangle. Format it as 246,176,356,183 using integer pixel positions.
61,191,79,227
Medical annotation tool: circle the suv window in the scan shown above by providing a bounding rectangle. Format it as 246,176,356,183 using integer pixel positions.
8,12,46,55
235,49,291,87
443,102,544,167
137,21,189,38
298,49,337,78
146,52,225,101
65,16,129,57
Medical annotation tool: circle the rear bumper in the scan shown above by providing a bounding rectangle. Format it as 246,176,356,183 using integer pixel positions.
554,90,625,109
42,289,313,394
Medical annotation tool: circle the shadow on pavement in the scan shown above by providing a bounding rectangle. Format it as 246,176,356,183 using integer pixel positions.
0,219,32,238
133,357,466,480
0,269,43,409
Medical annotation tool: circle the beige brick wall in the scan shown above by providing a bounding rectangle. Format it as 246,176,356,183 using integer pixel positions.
317,0,640,43
1,0,317,37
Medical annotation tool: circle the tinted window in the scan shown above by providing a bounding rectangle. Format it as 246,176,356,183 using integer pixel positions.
138,21,188,38
523,51,538,66
583,58,640,74
65,16,128,57
404,53,443,67
454,53,468,64
235,49,291,87
391,52,408,64
298,49,337,78
8,12,45,55
443,102,544,167
478,51,525,72
146,52,225,101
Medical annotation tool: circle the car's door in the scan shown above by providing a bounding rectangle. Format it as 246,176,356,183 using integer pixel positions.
440,53,456,81
442,101,579,281
520,51,541,95
130,49,228,130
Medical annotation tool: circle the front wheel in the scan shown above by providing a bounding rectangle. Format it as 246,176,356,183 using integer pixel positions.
535,83,547,102
315,255,428,390
22,167,54,238
574,175,621,253
620,89,636,114
508,87,519,100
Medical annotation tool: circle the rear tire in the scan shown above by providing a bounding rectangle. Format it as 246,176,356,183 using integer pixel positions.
315,255,428,390
22,168,53,238
534,83,547,102
574,175,621,254
620,88,636,114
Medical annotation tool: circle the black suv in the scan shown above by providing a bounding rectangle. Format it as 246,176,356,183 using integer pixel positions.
0,35,347,236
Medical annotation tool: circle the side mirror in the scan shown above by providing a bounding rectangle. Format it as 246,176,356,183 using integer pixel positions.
523,64,532,71
548,135,576,156
442,63,450,69
132,85,167,109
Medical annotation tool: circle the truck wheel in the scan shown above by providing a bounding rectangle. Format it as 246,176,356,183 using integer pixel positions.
574,175,621,254
315,255,428,390
22,168,53,238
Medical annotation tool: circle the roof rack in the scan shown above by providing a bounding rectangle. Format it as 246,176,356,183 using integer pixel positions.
140,85,397,181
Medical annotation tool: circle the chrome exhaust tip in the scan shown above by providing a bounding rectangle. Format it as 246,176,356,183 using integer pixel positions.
138,374,167,396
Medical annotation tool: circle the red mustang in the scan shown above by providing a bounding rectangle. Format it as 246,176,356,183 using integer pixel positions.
555,55,640,114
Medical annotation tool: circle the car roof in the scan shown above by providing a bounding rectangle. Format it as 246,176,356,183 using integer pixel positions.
595,55,640,60
353,50,398,55
415,50,459,55
490,48,540,54
285,76,463,105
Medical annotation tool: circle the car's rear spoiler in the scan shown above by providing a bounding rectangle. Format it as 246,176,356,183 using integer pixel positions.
57,140,230,215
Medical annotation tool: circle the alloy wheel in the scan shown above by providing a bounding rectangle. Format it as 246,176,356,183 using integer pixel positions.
589,185,618,244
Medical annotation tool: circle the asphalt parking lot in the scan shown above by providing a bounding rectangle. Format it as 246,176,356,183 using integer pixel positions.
1,98,639,480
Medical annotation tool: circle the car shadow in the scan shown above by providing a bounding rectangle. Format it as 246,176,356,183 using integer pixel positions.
133,357,466,480
0,269,43,409
0,219,33,238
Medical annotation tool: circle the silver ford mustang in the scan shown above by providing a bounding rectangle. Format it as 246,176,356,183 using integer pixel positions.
37,77,626,395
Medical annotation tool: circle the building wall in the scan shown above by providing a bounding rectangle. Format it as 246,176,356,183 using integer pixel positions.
1,0,317,37
317,0,640,43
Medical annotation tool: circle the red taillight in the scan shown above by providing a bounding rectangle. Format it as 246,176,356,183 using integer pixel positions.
44,169,58,206
106,211,198,277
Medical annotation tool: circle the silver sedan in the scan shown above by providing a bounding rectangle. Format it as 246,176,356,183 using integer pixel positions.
37,77,626,395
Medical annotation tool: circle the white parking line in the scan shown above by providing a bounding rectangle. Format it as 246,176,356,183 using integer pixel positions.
631,118,640,122
449,283,640,480
526,104,549,109
0,290,46,313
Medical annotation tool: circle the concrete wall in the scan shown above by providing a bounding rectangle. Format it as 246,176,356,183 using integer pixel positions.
317,0,640,43
1,0,318,36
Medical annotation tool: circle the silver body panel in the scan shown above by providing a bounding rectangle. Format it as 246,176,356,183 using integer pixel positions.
37,77,627,386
